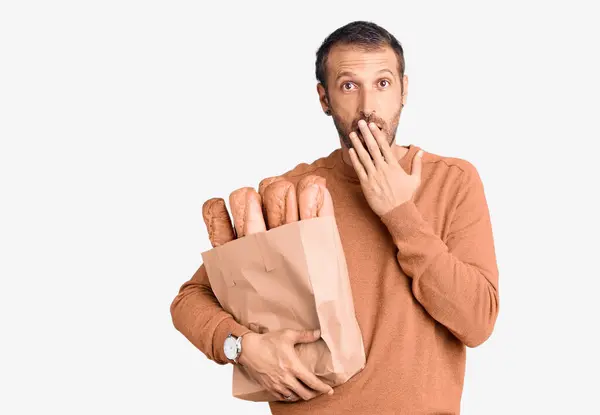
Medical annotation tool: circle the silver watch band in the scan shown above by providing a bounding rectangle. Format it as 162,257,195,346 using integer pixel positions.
233,335,243,364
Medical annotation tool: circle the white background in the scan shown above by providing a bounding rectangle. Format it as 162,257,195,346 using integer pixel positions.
1,1,599,414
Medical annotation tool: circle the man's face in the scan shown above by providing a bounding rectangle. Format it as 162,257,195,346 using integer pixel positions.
318,44,408,153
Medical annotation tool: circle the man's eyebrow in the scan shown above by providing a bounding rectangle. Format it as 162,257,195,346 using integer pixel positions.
335,68,395,81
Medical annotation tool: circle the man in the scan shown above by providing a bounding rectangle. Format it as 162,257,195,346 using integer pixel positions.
170,20,499,414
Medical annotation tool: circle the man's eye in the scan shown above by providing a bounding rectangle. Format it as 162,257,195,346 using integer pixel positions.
380,80,390,88
342,82,354,91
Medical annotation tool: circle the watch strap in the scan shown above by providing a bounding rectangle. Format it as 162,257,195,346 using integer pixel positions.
214,318,253,364
233,334,244,364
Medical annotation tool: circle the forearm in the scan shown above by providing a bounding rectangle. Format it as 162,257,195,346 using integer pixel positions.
170,263,252,364
381,200,499,347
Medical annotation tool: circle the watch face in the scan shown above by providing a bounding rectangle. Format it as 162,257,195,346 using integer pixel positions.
224,336,237,359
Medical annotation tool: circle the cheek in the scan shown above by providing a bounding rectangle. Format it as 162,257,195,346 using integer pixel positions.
334,114,355,133
332,103,357,125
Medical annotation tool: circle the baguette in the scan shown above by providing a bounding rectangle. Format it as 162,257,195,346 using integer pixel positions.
297,175,335,219
258,176,284,201
229,187,267,238
263,179,299,229
202,198,235,247
258,176,283,221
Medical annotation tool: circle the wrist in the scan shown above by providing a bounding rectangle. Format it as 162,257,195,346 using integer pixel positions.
238,332,258,367
214,318,253,365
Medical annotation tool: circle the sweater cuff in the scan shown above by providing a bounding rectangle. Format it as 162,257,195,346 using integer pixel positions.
212,317,253,365
380,200,448,280
380,200,427,241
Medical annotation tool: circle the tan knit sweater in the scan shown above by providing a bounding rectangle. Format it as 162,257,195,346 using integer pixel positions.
170,144,500,414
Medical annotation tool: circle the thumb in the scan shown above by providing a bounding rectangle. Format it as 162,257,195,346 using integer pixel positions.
291,329,321,344
411,149,424,178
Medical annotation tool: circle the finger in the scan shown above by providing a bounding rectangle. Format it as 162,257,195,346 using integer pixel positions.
358,120,384,167
286,329,321,344
348,148,369,182
285,393,300,402
280,394,299,403
279,393,299,403
273,385,297,402
291,365,334,396
412,149,424,177
368,122,395,164
348,131,376,175
270,390,287,401
285,375,318,401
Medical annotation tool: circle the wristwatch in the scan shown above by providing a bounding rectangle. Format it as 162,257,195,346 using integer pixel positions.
223,332,244,364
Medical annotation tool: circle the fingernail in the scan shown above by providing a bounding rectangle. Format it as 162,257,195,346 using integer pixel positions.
314,329,320,337
418,150,424,157
328,389,334,395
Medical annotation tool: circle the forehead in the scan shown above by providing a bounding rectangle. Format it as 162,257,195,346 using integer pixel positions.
326,44,398,79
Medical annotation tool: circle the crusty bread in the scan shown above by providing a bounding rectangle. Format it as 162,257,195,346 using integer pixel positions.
297,175,335,219
202,198,235,247
229,187,267,238
258,176,284,221
263,179,299,229
258,176,284,201
296,174,326,196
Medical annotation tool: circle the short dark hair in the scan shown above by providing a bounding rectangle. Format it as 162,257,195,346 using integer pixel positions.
315,21,406,91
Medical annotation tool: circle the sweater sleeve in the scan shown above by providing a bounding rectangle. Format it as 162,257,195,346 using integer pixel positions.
170,263,253,365
380,162,499,347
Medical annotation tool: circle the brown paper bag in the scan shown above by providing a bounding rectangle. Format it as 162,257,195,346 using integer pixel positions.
201,214,366,401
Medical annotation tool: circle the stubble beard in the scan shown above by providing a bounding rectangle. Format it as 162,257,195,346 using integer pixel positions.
332,105,402,152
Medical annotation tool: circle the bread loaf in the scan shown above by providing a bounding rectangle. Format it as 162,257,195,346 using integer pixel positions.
263,179,299,229
297,175,335,219
258,176,284,201
202,198,236,247
258,176,284,221
229,187,267,238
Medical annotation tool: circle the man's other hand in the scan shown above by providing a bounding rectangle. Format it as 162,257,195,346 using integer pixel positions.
238,329,335,402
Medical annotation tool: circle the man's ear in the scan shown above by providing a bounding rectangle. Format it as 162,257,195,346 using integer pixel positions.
317,83,330,115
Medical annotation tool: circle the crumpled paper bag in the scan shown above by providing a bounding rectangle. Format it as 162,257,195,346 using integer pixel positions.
201,215,366,401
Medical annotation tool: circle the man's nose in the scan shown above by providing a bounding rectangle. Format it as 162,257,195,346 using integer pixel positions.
359,90,378,120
